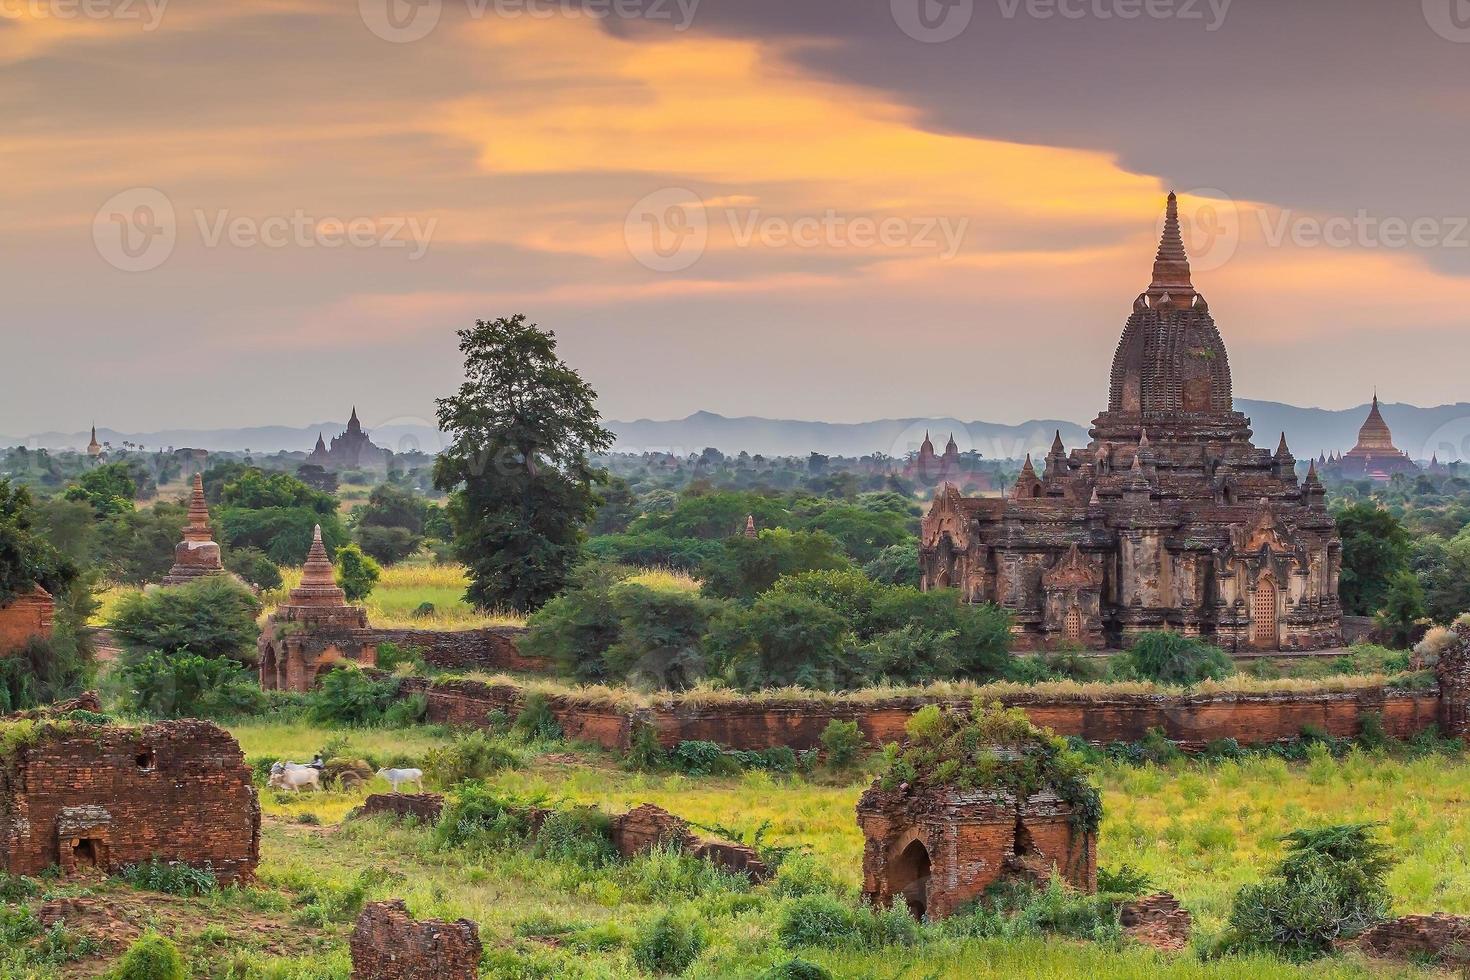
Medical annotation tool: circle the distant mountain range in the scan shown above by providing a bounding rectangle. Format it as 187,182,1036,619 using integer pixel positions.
10,399,1470,461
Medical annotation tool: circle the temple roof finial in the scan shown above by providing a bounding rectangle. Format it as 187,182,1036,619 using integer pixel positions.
1277,432,1290,456
1050,429,1065,455
1150,191,1193,291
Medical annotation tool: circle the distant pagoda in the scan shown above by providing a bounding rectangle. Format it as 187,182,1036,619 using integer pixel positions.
306,407,391,473
1335,394,1418,481
161,474,228,586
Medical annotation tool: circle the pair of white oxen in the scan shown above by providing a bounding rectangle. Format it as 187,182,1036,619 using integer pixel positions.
267,760,424,794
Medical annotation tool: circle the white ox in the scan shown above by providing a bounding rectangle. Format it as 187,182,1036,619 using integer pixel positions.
377,767,424,794
268,761,321,793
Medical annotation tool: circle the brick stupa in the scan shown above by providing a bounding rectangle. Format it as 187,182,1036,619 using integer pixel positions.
257,526,376,692
161,474,227,586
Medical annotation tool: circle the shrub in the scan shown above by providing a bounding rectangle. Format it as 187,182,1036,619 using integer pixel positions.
778,895,858,947
862,543,921,587
307,668,399,726
761,959,834,980
110,931,186,980
818,720,865,770
334,543,381,602
119,652,265,719
1096,864,1152,897
604,583,716,690
117,858,218,897
704,592,853,691
1223,823,1395,961
375,641,424,673
108,575,261,661
625,720,669,771
1109,631,1233,686
521,564,625,683
699,528,853,603
222,546,283,591
631,912,705,976
671,740,735,777
433,783,533,850
534,807,616,868
513,692,563,741
424,730,522,788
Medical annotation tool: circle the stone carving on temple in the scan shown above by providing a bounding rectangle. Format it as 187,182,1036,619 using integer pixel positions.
919,194,1342,652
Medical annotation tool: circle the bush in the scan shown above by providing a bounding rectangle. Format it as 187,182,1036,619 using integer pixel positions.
307,668,400,726
604,583,716,690
521,564,624,683
222,546,283,591
108,575,261,661
513,692,563,741
334,543,381,602
631,912,705,976
117,858,218,897
424,730,522,788
862,542,921,587
1096,864,1152,897
704,592,852,691
778,895,858,947
533,807,616,868
671,740,735,777
1108,631,1233,686
110,932,186,980
699,528,853,603
1223,823,1395,961
761,959,834,980
433,783,533,850
375,641,424,673
119,652,265,719
819,720,865,770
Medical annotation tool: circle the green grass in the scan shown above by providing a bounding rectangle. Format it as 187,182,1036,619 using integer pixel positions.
193,717,1470,977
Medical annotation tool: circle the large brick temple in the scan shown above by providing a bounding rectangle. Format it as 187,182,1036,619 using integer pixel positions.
919,194,1343,652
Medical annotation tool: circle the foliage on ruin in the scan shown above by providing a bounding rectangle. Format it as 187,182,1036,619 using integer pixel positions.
877,701,1102,833
107,574,261,662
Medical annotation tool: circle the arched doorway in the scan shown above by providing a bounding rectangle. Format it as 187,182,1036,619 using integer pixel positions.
1253,578,1278,648
890,839,932,919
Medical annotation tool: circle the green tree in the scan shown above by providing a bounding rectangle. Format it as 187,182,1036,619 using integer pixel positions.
604,582,718,690
108,576,261,662
862,542,921,587
521,564,626,683
705,591,853,690
797,503,909,563
354,524,420,565
0,478,75,602
699,528,852,602
434,315,614,611
1414,531,1470,623
1108,631,1233,687
64,462,146,516
1376,570,1426,648
1335,503,1412,616
222,546,283,591
335,543,381,602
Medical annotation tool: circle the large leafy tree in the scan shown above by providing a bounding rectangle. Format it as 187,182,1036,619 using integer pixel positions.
434,315,613,611
1335,503,1411,616
0,478,75,602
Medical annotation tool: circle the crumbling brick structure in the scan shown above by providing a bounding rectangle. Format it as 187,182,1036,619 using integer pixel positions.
0,705,259,881
350,899,482,980
857,706,1098,920
258,525,376,692
1120,892,1193,951
0,586,53,653
160,474,228,586
1436,621,1470,739
1358,914,1470,965
349,793,444,824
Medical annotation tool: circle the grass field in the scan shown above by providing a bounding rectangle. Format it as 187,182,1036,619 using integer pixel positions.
207,718,1470,978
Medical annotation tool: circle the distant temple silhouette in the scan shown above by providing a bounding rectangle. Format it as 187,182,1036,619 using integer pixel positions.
1324,394,1418,482
307,407,391,472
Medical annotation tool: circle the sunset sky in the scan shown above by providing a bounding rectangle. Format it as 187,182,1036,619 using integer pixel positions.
4,0,1469,436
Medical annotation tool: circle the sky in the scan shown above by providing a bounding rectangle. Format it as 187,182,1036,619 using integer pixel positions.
4,0,1470,436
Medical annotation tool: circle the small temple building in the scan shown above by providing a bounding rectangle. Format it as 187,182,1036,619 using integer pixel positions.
161,474,228,586
857,704,1099,920
919,194,1342,651
306,407,392,473
257,526,377,692
1330,395,1418,482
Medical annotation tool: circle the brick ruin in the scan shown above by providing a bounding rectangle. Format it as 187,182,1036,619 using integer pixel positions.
920,194,1342,652
160,474,227,586
0,585,53,653
857,709,1098,920
1120,892,1193,951
1435,620,1470,738
0,698,259,882
258,525,376,692
1357,913,1470,965
350,792,445,824
367,625,544,673
350,899,482,980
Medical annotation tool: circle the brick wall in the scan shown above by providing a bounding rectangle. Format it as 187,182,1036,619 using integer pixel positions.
350,900,482,980
349,793,445,824
414,677,1441,753
0,587,53,653
1358,914,1470,964
0,719,259,882
368,627,546,673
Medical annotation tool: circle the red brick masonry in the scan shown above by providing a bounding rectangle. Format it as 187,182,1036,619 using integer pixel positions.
349,793,445,824
350,899,482,980
369,627,545,673
1120,892,1193,951
0,716,259,882
408,677,1442,753
0,587,54,653
1358,914,1470,964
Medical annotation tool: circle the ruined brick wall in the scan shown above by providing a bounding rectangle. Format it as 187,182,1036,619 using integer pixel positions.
350,900,482,980
0,587,53,653
0,720,259,882
368,627,545,673
609,803,696,857
350,793,444,824
1436,623,1470,738
413,678,1441,753
1358,914,1470,964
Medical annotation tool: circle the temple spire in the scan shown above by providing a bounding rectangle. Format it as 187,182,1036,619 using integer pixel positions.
1150,192,1193,291
1050,429,1065,455
1276,432,1290,457
183,473,212,543
744,514,757,539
